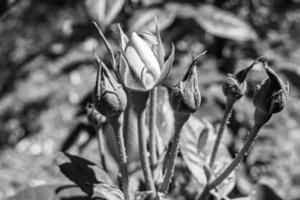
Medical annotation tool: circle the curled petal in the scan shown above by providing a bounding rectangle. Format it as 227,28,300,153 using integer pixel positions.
130,32,161,76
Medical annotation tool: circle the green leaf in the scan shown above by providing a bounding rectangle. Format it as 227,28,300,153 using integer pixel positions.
168,2,257,41
128,7,176,32
135,191,171,200
180,116,235,197
85,0,125,27
92,183,124,200
197,121,209,153
194,4,257,41
7,184,87,200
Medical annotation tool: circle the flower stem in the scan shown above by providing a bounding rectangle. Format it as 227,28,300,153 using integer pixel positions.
149,88,158,170
108,115,131,200
209,98,235,169
197,185,211,200
137,109,156,192
95,126,107,171
209,110,271,189
160,113,190,193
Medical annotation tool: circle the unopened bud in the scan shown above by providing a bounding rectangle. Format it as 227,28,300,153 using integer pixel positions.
253,62,289,115
222,59,258,101
93,56,127,117
86,103,106,128
169,55,202,114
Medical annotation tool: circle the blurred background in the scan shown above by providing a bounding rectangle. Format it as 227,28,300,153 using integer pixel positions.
1,0,300,199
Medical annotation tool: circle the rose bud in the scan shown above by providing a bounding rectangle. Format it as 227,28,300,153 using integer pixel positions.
117,19,175,91
222,59,259,101
253,62,289,115
93,55,127,117
168,54,203,114
86,102,106,128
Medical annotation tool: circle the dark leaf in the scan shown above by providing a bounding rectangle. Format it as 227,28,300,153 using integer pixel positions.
55,152,114,196
252,184,283,200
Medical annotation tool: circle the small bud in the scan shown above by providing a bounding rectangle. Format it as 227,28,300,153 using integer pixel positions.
86,103,106,128
222,59,258,101
93,55,127,117
253,63,289,115
169,55,203,114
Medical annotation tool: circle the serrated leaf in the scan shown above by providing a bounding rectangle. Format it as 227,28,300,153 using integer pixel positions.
55,152,114,196
128,7,176,32
93,183,124,200
7,184,88,200
193,4,257,41
180,117,235,197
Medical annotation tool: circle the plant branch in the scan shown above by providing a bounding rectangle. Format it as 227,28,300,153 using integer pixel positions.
209,111,271,188
149,88,158,170
209,98,235,168
137,109,156,192
108,115,131,200
95,126,107,171
160,113,189,193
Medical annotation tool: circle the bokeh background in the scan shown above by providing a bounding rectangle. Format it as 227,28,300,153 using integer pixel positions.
1,0,300,199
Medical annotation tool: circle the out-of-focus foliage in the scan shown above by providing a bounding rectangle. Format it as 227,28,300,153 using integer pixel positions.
1,0,300,200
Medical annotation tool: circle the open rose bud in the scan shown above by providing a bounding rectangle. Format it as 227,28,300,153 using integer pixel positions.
117,19,175,91
222,59,260,101
253,62,289,115
93,55,127,117
169,54,203,114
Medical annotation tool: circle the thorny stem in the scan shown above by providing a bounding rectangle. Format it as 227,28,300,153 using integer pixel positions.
209,110,271,188
149,88,158,170
108,115,131,200
160,113,190,193
209,98,235,168
137,108,156,192
95,126,107,171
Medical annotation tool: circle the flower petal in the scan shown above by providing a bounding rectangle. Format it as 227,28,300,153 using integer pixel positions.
130,32,161,77
155,17,165,68
124,44,146,78
118,53,148,91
